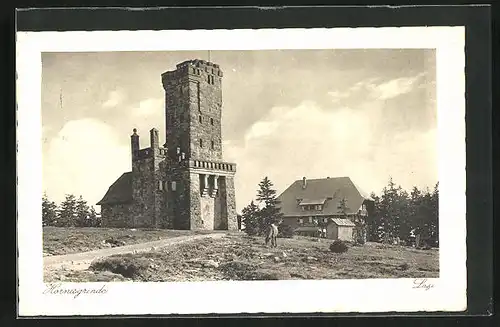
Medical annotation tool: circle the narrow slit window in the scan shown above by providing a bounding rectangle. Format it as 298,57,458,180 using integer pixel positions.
171,181,177,191
199,139,203,148
210,118,214,125
211,140,215,149
158,180,163,191
199,115,202,123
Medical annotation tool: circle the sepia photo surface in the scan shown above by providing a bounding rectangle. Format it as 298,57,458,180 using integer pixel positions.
17,27,466,316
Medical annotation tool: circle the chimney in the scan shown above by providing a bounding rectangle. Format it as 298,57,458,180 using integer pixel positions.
302,177,307,189
150,128,159,149
131,128,139,160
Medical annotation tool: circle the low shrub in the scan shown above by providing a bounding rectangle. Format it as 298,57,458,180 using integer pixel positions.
329,240,349,253
89,255,151,279
278,224,295,238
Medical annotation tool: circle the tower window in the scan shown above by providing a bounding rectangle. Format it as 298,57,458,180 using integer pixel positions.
211,140,215,149
199,115,202,123
207,75,211,84
171,181,177,191
210,118,214,125
158,180,163,191
199,139,203,148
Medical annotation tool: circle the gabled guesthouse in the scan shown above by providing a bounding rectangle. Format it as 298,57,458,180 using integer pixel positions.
277,176,374,242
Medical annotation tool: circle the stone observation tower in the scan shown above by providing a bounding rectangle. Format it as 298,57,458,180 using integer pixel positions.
97,59,237,230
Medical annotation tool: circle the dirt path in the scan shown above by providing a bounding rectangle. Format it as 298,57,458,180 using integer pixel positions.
44,233,226,271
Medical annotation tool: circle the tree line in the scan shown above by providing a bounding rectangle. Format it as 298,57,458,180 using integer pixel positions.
367,178,439,247
240,176,439,247
42,193,101,227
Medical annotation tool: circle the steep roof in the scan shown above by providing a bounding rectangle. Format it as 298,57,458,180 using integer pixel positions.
96,172,133,205
277,177,373,217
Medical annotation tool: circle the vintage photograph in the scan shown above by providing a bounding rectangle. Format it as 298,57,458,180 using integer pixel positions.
17,27,466,315
41,49,439,283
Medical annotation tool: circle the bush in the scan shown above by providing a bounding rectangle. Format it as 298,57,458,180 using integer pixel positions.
329,240,349,253
90,255,151,279
278,224,295,238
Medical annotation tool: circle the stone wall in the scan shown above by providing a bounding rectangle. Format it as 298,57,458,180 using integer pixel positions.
188,171,202,229
200,195,215,230
165,167,191,230
101,204,133,228
219,176,237,230
188,70,223,162
162,60,223,163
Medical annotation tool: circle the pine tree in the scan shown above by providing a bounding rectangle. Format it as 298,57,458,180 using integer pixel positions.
367,192,381,242
42,192,58,226
256,177,283,235
58,194,78,227
429,182,439,247
337,197,349,216
242,201,260,236
88,206,101,227
75,195,91,227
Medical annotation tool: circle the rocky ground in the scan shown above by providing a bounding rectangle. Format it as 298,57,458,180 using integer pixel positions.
44,233,439,282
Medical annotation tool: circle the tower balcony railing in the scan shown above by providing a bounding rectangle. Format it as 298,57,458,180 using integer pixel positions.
188,159,236,172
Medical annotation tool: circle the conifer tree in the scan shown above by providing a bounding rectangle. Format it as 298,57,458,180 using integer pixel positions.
58,194,78,227
42,192,58,226
87,206,101,227
241,201,260,236
337,197,349,216
256,177,283,235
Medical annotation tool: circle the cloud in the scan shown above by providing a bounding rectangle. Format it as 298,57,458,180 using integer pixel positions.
43,118,130,209
131,98,163,117
327,73,427,105
224,101,437,212
102,90,125,108
368,73,426,100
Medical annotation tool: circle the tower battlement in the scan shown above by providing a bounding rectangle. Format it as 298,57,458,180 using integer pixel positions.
161,58,223,88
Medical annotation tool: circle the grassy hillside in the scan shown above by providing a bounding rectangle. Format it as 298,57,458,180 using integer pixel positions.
43,226,219,256
44,233,439,282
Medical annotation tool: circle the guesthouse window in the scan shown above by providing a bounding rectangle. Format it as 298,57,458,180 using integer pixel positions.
309,217,313,223
298,218,303,224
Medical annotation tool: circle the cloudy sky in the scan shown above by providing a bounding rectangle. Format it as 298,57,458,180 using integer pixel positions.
41,49,437,212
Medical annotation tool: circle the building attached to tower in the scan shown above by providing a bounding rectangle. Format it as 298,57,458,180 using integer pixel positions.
97,59,237,230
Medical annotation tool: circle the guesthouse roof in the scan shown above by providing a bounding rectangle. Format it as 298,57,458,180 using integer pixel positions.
277,176,373,217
